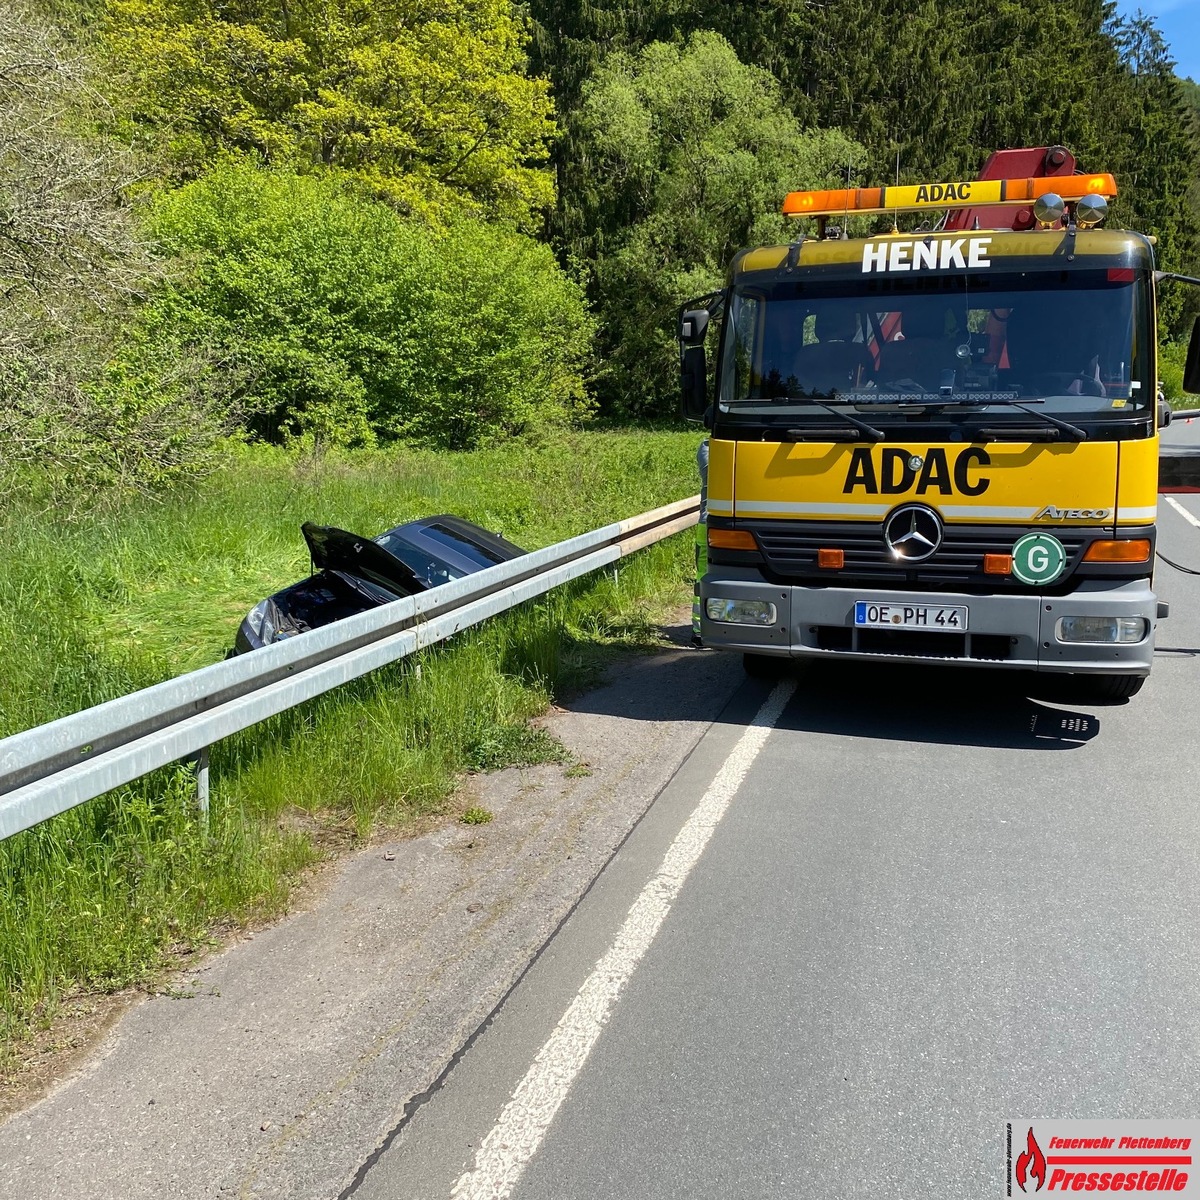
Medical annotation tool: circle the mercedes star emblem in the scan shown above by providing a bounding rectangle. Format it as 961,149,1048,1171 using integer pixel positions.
883,504,943,562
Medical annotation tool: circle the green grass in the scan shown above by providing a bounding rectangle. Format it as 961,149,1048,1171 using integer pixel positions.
1161,339,1200,409
0,430,698,1059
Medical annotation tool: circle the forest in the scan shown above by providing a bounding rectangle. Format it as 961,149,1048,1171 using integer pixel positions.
2,0,1198,500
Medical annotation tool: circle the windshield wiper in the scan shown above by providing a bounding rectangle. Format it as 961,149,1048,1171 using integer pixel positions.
973,426,1064,442
990,401,1087,440
722,394,884,441
871,395,1088,441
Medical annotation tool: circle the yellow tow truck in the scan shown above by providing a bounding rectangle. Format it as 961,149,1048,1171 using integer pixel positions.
680,152,1196,699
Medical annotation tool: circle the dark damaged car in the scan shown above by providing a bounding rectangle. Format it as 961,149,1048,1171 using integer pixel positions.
234,515,526,653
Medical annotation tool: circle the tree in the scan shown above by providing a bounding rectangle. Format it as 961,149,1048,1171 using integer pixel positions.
526,0,691,115
564,32,865,418
1179,74,1200,135
0,2,233,500
1106,9,1200,333
105,0,557,228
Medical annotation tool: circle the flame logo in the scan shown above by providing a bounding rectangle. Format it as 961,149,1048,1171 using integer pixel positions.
1016,1126,1047,1192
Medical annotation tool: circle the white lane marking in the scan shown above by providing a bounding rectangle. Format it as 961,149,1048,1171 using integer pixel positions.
451,678,797,1200
1165,495,1200,529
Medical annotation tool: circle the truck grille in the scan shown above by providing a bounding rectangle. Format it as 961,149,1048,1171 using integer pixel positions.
750,520,1091,589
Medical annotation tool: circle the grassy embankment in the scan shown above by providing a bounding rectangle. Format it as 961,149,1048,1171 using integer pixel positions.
0,431,698,1060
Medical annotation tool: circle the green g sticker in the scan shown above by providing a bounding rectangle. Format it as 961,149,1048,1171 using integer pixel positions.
1012,532,1066,586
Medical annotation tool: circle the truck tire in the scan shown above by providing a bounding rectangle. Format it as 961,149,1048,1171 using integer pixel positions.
1083,674,1145,701
743,652,789,679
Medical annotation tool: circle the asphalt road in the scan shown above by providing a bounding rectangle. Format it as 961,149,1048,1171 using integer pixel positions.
347,438,1200,1198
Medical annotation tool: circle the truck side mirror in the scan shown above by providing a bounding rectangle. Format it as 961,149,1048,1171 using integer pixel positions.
679,309,709,343
678,308,711,422
680,344,708,421
1184,316,1200,395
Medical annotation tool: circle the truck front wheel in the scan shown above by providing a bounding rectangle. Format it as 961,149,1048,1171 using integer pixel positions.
1082,673,1145,702
743,653,790,679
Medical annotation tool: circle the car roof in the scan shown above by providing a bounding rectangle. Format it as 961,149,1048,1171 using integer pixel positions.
380,515,526,574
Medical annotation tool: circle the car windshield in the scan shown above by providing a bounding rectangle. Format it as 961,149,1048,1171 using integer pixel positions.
422,523,507,568
718,268,1151,423
374,531,467,588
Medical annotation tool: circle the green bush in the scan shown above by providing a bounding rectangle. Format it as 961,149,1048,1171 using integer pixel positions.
143,160,595,449
1160,339,1199,407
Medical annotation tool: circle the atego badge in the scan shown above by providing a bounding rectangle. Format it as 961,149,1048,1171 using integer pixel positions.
1006,1120,1200,1195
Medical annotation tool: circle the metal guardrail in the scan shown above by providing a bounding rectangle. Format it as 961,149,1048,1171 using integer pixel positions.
0,497,701,841
1159,444,1200,492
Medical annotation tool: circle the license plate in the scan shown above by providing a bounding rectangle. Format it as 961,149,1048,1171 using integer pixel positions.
853,601,968,631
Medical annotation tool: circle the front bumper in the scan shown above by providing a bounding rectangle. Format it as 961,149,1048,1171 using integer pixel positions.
699,569,1158,674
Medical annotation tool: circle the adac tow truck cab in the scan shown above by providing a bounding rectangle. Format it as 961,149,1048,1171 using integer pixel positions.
680,154,1197,700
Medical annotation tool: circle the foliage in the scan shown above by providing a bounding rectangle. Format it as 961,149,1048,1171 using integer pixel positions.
525,0,686,115
1105,11,1200,334
0,1,237,502
144,160,594,449
1160,340,1199,406
105,0,556,228
1180,75,1200,134
563,32,864,418
533,1,1200,334
529,0,1117,174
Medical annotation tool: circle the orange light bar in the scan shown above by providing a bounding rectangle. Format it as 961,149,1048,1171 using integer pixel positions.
983,553,1013,575
817,548,845,569
782,174,1118,218
708,528,757,551
1082,539,1151,563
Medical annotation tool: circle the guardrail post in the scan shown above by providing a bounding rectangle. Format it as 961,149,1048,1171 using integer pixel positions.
195,745,210,825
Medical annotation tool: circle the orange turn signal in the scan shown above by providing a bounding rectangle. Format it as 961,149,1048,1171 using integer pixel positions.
983,553,1012,575
817,548,845,569
1082,539,1151,563
707,528,757,551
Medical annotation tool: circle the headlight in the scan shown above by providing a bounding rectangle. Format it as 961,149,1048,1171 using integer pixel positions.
246,599,277,644
1055,616,1147,644
705,598,777,626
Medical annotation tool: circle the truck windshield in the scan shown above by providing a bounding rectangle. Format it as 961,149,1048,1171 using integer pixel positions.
718,268,1151,426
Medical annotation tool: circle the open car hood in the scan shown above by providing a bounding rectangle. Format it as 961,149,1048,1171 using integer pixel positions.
301,523,424,598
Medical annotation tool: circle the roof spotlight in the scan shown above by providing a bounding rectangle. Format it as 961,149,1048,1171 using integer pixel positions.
1075,193,1109,227
1033,193,1066,227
